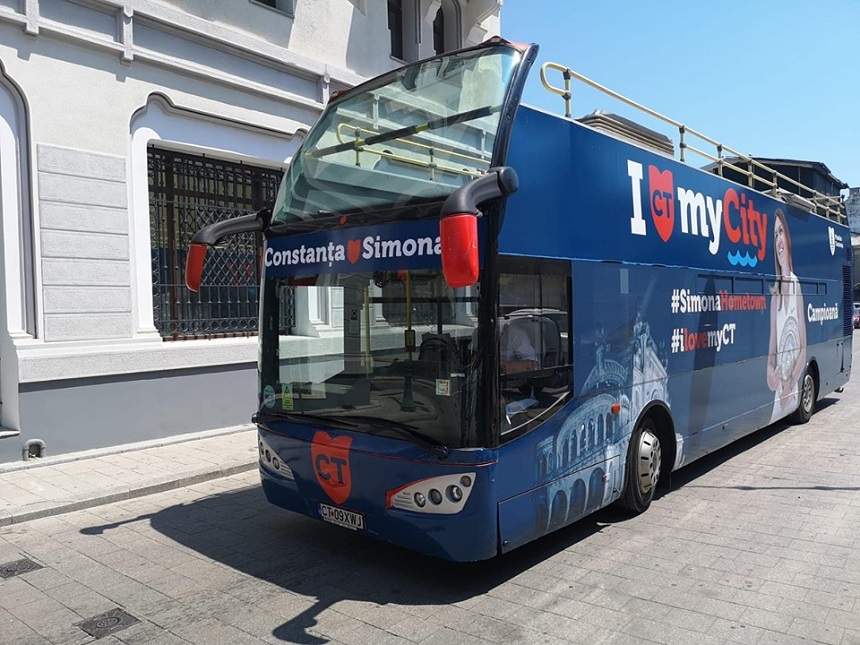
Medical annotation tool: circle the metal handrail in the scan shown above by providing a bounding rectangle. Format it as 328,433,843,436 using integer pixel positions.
334,122,486,179
540,62,846,223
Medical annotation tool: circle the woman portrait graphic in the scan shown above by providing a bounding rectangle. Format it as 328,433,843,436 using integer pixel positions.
766,209,807,423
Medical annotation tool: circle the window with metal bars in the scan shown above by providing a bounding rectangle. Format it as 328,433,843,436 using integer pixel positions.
148,147,288,340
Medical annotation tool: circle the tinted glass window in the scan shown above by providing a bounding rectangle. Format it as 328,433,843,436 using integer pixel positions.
271,46,521,226
498,256,572,435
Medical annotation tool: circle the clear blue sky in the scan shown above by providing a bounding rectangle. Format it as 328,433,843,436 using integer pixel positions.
502,1,859,188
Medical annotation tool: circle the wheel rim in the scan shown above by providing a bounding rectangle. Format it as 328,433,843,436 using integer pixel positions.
637,429,661,495
801,374,814,414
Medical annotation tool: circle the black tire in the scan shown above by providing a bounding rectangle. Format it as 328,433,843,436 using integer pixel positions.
618,417,662,514
791,367,816,424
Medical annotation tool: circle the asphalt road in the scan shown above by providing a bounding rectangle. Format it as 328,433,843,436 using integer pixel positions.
1,339,859,645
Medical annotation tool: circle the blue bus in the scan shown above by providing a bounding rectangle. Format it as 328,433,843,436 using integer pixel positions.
186,38,852,561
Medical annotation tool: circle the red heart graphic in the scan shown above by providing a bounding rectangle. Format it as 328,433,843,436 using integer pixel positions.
311,431,353,505
648,165,675,243
347,240,361,264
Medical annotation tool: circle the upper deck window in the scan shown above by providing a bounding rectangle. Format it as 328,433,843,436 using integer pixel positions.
250,0,294,16
271,45,521,228
433,8,445,55
388,0,404,60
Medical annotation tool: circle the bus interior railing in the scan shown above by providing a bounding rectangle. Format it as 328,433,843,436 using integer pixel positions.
540,62,846,224
334,122,488,180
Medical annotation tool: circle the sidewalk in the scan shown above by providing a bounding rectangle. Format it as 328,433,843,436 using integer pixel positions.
0,426,258,526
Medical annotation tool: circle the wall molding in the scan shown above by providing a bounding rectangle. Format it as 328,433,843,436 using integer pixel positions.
0,0,366,112
127,94,302,339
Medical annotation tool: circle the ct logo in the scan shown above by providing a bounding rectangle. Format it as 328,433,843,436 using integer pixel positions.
648,165,675,243
311,431,353,504
828,227,836,256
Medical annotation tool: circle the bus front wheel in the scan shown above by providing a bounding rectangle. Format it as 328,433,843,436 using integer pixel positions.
618,417,661,515
792,368,817,425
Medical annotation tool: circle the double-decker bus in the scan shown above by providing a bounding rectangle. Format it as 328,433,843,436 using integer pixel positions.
185,38,852,561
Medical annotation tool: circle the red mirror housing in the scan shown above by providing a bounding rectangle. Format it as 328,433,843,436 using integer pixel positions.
185,243,208,292
440,213,479,288
438,167,518,289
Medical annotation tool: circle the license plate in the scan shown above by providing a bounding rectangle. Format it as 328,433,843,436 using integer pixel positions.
319,503,364,531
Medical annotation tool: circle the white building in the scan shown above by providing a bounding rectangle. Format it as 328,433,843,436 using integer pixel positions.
0,0,501,462
846,187,860,235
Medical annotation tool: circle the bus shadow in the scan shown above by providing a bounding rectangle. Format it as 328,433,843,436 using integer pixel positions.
80,486,612,643
657,396,839,496
78,398,843,641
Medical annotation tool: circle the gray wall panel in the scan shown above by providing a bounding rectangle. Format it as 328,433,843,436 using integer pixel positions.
2,363,257,462
37,144,126,182
40,203,128,235
37,145,133,341
43,313,131,340
41,230,129,260
43,286,131,313
42,258,130,286
39,172,127,208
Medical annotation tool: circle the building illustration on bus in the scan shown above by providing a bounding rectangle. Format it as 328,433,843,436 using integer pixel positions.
185,37,852,561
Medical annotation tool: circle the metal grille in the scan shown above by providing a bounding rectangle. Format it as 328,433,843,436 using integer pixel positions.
149,148,285,339
0,557,42,579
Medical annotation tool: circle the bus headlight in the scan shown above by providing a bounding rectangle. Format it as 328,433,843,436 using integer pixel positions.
258,434,294,480
385,473,476,514
447,485,463,502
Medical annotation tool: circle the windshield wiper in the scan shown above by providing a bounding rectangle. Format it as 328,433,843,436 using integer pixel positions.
253,410,449,459
253,410,359,430
335,415,450,459
309,105,499,160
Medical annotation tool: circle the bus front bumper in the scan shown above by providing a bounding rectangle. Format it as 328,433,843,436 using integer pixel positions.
258,461,499,562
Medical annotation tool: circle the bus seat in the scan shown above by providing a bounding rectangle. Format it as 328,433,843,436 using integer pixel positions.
501,314,561,368
501,314,563,392
418,332,462,376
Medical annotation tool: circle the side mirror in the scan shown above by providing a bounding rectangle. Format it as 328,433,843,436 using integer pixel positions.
185,243,209,292
439,167,518,288
184,209,271,293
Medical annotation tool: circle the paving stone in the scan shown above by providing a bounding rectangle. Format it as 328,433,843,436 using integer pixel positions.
1,353,860,645
788,616,845,645
842,629,860,645
660,606,717,633
707,617,768,644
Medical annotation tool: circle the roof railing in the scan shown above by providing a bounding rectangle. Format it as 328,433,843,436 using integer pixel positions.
540,62,846,224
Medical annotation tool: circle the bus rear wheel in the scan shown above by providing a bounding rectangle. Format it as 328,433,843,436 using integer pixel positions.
618,417,661,514
792,368,816,424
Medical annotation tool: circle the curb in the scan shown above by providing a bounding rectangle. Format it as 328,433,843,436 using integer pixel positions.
0,461,258,527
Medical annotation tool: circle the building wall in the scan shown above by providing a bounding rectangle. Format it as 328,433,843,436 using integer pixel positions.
847,187,860,235
0,0,501,462
847,188,860,300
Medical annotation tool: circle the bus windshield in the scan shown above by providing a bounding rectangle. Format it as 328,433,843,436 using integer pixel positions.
271,44,521,225
259,269,482,449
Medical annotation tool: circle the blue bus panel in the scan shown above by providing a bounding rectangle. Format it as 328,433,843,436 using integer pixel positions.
493,106,851,554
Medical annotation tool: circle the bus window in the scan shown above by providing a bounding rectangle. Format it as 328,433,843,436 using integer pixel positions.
498,256,572,436
734,277,763,295
776,278,795,295
798,280,819,295
696,274,731,294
